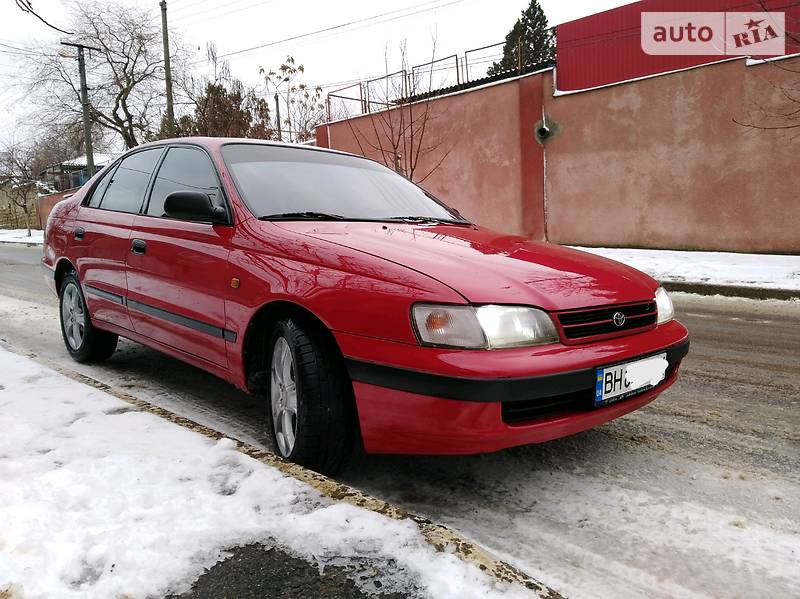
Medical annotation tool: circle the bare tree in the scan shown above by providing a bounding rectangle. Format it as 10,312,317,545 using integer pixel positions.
342,43,453,184
24,0,187,149
735,5,800,136
261,57,325,143
160,44,272,140
0,141,41,236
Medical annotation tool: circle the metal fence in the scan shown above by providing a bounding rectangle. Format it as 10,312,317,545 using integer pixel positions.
327,40,512,120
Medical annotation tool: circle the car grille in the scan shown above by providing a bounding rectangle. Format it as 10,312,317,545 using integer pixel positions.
501,388,594,424
554,301,657,342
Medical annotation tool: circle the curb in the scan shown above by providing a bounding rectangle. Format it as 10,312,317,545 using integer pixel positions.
662,281,798,301
6,343,563,599
0,241,43,248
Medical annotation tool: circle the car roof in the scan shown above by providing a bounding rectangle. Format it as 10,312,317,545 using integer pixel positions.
135,136,358,159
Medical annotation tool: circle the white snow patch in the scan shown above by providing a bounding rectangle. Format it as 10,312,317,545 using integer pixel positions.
571,246,800,291
0,348,531,599
0,229,44,245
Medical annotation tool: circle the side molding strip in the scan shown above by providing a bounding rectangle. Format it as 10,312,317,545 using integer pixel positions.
83,285,237,342
84,285,125,305
127,299,238,343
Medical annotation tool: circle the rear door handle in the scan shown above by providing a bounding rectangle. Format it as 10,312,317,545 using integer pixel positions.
130,239,147,255
74,227,84,240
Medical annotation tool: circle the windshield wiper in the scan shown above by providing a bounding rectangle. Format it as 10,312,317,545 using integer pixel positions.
259,211,347,221
387,216,471,225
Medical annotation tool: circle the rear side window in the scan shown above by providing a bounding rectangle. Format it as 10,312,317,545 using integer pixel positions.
86,165,115,208
99,148,163,213
147,147,220,218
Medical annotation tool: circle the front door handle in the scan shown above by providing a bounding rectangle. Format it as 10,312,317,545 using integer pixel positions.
131,239,147,255
74,227,84,240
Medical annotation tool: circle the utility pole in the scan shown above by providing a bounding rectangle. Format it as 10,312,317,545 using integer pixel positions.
160,0,175,136
61,42,100,177
274,93,282,141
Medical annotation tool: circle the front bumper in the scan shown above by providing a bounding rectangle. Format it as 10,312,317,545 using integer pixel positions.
337,320,689,455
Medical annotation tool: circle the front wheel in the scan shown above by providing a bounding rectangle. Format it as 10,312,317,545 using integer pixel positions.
59,272,118,363
268,318,354,475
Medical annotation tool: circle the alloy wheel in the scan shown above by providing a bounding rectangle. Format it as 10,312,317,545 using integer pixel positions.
61,283,85,350
270,336,298,456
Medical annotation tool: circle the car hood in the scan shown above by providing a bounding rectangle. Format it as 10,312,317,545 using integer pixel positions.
272,221,658,311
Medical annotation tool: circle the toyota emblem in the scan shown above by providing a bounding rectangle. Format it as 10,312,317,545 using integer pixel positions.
612,311,626,327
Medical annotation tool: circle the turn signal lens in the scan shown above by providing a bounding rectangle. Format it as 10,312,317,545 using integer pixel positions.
412,305,486,348
425,310,452,332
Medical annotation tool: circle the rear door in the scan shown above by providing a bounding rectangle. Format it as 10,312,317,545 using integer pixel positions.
73,148,164,331
125,145,232,367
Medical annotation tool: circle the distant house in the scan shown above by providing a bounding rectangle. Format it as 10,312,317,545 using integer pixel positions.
39,153,119,192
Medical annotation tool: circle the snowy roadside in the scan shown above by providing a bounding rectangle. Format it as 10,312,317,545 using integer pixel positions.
0,347,538,599
572,246,800,291
0,229,44,245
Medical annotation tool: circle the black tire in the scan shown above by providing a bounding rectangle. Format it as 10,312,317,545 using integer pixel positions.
59,271,118,363
267,317,355,475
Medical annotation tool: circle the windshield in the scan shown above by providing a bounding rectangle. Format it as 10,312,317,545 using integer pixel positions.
221,144,468,223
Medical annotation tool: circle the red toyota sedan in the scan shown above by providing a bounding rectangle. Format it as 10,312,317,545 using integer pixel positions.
42,138,689,474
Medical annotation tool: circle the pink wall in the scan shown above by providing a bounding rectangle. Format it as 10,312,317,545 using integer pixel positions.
320,57,798,253
36,188,79,229
543,58,800,253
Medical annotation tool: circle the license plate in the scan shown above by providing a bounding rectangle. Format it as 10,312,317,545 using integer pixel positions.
595,353,668,407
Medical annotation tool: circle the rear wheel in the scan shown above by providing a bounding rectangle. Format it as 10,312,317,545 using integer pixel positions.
267,317,354,475
59,272,118,363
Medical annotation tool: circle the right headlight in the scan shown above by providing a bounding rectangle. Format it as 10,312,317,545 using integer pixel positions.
655,287,674,325
411,304,559,349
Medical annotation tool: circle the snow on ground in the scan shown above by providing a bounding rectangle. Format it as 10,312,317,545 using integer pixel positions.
0,229,44,245
0,348,532,599
572,246,800,290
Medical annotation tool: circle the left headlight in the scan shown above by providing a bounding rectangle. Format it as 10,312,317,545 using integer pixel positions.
412,304,559,349
655,287,674,325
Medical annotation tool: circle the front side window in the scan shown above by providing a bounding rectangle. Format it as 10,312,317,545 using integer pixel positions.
221,144,466,223
147,147,221,218
99,148,163,213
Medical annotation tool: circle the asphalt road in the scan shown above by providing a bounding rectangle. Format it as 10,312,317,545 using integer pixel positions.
1,242,798,598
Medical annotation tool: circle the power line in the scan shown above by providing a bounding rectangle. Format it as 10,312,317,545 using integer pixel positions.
14,0,73,35
0,41,39,55
175,0,279,27
168,0,213,11
206,0,467,62
171,0,246,19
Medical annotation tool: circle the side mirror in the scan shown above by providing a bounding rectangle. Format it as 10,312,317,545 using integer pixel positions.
163,191,227,224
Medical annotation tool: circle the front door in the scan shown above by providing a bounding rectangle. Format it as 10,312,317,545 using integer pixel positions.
124,146,232,367
73,148,164,331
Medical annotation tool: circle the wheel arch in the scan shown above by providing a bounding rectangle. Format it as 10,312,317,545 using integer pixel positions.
54,257,77,293
242,300,347,396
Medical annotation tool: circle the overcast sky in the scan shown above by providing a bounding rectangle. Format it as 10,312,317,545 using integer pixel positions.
0,0,636,143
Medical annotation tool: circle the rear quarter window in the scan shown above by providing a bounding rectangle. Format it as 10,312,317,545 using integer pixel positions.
86,165,116,208
98,148,163,214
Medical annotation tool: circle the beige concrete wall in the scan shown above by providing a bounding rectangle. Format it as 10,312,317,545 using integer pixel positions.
543,59,800,253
